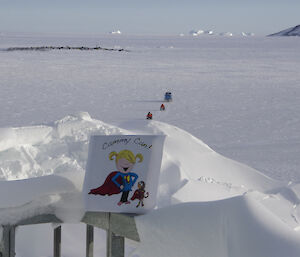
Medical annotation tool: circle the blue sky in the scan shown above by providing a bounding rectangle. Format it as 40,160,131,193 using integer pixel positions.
0,0,299,35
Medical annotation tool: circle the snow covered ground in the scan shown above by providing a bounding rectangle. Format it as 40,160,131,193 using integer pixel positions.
0,33,300,257
1,33,300,181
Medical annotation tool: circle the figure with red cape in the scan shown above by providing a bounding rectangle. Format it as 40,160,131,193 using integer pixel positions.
88,150,143,206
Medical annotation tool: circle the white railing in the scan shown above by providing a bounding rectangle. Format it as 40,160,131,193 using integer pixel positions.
0,212,139,257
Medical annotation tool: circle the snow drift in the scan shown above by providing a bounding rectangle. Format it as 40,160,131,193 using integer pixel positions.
1,113,300,256
134,197,300,257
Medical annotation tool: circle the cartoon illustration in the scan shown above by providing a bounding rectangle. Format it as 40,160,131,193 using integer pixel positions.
131,181,149,208
88,150,143,206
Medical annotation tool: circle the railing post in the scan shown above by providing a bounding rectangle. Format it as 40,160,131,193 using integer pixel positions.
9,227,15,257
0,226,15,257
1,226,9,257
86,225,94,257
54,225,61,257
107,213,124,257
107,232,124,257
0,213,137,257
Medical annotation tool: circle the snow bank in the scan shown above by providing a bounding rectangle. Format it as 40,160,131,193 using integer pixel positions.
0,112,126,223
133,196,300,257
0,173,84,224
0,112,124,180
1,113,300,257
118,120,281,203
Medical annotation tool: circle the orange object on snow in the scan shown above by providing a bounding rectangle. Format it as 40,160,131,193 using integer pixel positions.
146,112,153,120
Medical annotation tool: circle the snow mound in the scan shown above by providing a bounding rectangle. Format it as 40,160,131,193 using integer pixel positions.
0,172,85,224
119,120,281,203
0,113,128,223
134,196,300,257
268,25,300,37
1,113,300,257
0,112,125,180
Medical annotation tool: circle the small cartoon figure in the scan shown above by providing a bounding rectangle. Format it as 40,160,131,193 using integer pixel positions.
160,104,165,111
131,181,149,208
89,150,143,206
146,112,153,120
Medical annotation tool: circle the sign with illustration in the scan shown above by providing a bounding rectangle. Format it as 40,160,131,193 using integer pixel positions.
83,135,165,213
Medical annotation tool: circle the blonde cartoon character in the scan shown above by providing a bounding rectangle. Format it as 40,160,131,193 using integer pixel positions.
89,150,143,206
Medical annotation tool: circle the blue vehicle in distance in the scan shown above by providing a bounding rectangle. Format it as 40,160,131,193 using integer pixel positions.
164,92,172,102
